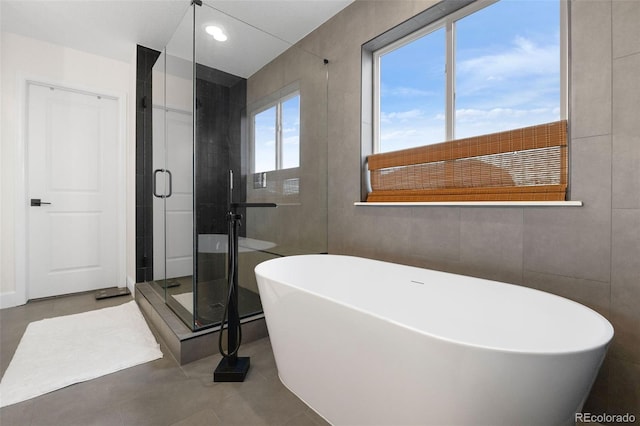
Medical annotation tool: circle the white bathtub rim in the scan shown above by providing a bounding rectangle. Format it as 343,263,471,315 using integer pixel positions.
255,254,614,356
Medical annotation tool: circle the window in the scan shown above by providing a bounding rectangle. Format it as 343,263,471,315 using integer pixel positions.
252,91,300,173
374,0,565,153
362,0,569,202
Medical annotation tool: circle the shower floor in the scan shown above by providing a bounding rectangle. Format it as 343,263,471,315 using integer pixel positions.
150,277,263,331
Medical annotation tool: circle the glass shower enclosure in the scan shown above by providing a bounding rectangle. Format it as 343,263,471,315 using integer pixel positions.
150,1,328,331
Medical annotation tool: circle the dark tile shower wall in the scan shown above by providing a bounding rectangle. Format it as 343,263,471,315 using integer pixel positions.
135,45,160,283
195,64,247,284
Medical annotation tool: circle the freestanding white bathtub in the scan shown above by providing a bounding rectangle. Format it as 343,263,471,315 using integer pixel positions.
255,254,613,426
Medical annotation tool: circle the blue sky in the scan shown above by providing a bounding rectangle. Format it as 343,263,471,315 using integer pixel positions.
254,95,300,173
281,96,300,170
254,107,276,173
379,0,561,152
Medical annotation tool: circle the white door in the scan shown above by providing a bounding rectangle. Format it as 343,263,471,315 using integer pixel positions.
27,83,121,299
152,107,193,280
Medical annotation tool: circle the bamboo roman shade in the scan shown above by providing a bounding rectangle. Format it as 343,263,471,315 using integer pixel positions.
366,120,568,202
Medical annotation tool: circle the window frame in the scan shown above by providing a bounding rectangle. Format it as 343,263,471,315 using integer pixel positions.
371,0,568,154
249,84,300,174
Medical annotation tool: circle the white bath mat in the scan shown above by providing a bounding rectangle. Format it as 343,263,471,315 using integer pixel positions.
0,300,163,408
172,292,193,314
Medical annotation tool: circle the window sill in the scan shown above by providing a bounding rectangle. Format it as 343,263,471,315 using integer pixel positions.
354,201,583,207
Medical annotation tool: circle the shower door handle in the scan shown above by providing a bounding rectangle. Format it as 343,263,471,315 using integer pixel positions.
153,169,163,198
153,169,173,199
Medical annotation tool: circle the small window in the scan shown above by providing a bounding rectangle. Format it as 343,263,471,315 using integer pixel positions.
374,0,565,153
252,91,300,173
362,0,569,202
377,27,446,152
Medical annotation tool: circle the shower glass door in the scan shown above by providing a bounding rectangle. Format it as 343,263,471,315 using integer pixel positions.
152,4,197,328
151,0,329,331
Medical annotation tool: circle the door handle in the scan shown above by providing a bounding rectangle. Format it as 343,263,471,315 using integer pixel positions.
153,169,163,198
30,198,52,207
153,169,172,199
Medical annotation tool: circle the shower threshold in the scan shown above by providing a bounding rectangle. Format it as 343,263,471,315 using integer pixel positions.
135,282,268,365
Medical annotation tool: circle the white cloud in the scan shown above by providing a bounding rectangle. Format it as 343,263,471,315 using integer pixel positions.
380,119,445,151
456,107,556,122
456,35,559,98
380,108,425,122
383,86,434,97
459,36,558,80
455,107,561,139
282,135,299,146
256,138,276,147
381,128,420,140
379,105,561,152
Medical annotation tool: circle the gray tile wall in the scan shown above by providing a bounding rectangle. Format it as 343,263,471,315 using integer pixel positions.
259,0,639,418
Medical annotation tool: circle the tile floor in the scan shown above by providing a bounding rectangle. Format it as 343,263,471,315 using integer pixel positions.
0,293,328,426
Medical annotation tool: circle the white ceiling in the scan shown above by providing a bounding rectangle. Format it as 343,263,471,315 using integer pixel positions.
0,0,353,77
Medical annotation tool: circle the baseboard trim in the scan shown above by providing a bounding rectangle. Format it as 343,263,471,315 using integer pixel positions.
0,290,26,309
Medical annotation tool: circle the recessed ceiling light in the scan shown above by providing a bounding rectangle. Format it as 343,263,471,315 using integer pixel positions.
205,25,227,42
